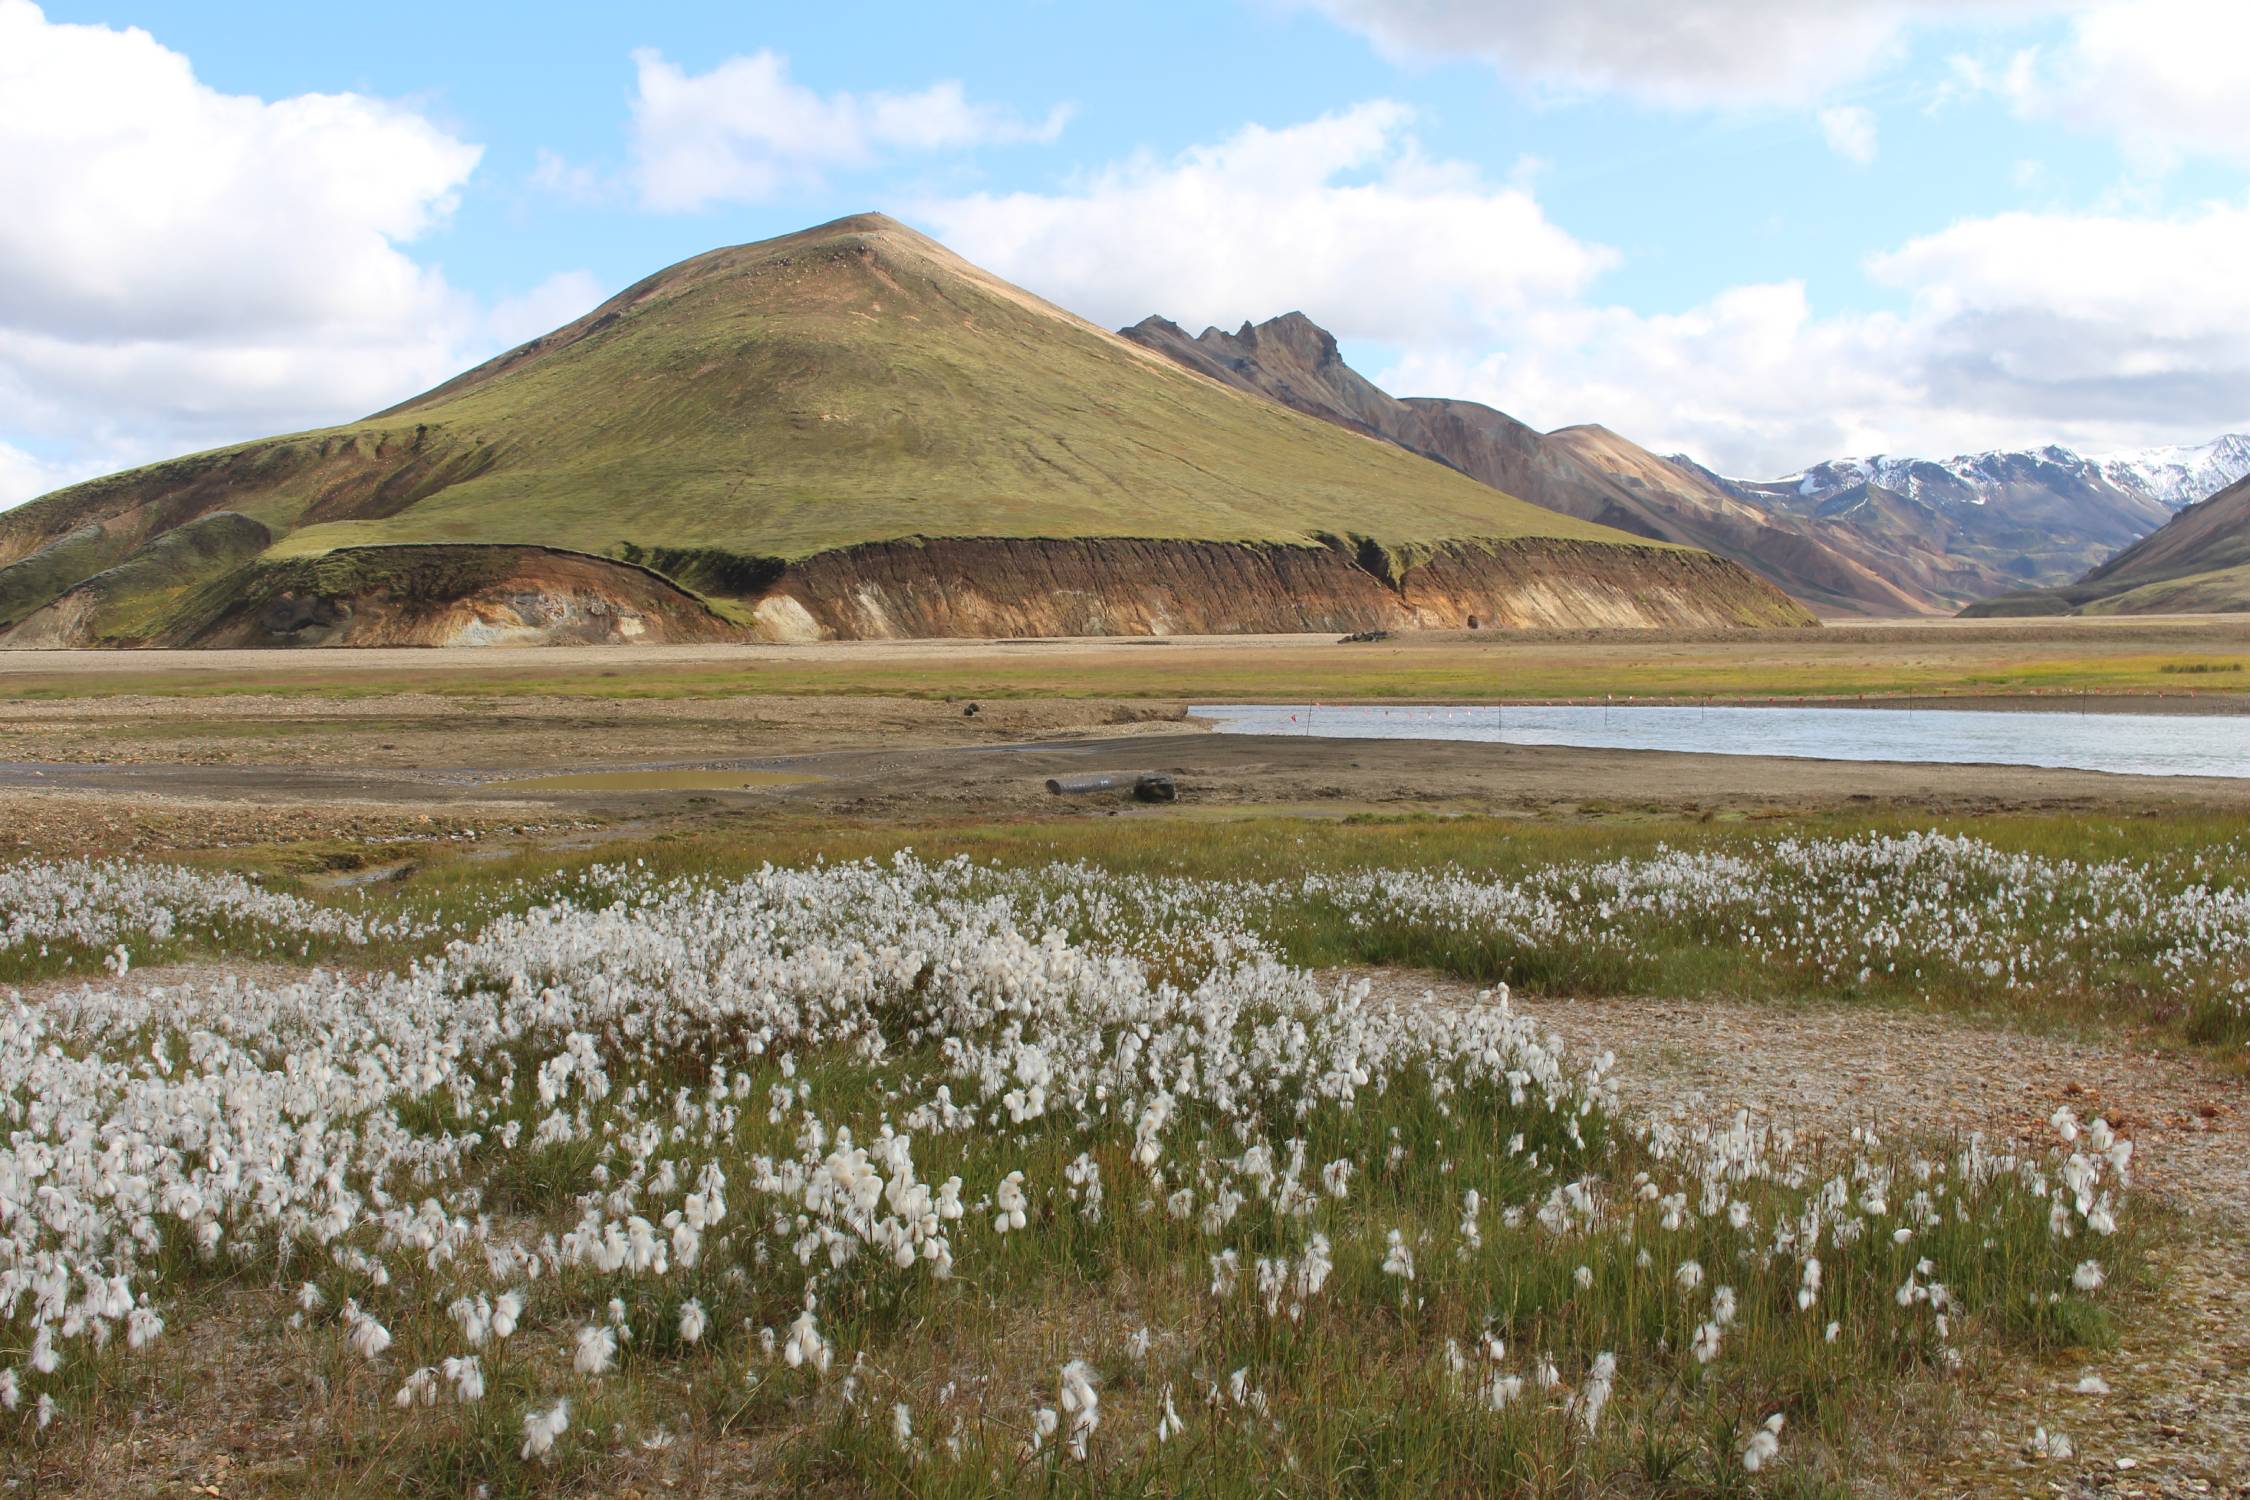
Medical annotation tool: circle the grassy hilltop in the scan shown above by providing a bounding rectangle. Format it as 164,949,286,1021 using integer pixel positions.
4,215,1641,577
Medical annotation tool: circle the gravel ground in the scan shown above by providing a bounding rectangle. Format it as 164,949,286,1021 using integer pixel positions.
1355,970,2250,1497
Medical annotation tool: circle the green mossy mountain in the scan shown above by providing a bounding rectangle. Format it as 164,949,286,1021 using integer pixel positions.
0,213,1812,643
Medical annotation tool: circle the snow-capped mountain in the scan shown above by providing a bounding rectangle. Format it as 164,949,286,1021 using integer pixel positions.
1676,433,2250,606
2092,434,2250,509
1735,436,2250,515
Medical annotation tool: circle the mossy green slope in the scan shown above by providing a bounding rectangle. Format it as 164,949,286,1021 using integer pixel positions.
5,215,1649,577
1963,473,2250,617
0,512,271,645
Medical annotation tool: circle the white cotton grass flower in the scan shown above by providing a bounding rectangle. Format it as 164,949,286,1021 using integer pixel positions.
1294,1234,1334,1302
126,1303,164,1351
994,1172,1029,1234
1059,1359,1100,1460
2026,1425,2074,1460
2072,1260,2106,1292
784,1304,832,1374
0,839,2175,1483
891,1402,914,1452
1156,1382,1184,1443
450,1294,492,1346
1026,1405,1059,1456
1575,1352,1616,1433
678,1298,708,1345
1675,1260,1704,1292
520,1398,570,1461
394,1367,439,1408
2073,1372,2111,1395
443,1355,485,1402
1742,1412,1784,1472
341,1300,391,1362
574,1323,618,1376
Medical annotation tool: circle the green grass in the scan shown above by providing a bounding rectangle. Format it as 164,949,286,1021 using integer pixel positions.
9,627,2250,704
0,523,118,630
2085,563,2250,617
39,511,273,643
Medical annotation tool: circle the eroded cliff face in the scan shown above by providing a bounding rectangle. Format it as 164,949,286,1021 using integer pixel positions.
3,545,744,648
750,536,1815,640
1,534,1813,648
187,547,748,648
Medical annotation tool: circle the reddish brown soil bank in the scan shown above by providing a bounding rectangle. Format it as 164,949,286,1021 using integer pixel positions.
749,536,1815,639
2,534,1813,648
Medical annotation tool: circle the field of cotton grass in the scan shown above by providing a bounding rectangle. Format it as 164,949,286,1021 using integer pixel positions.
0,836,2182,1496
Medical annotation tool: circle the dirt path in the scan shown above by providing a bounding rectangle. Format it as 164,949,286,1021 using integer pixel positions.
1353,969,2250,1497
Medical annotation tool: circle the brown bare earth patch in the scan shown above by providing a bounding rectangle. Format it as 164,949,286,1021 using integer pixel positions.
0,679,2245,863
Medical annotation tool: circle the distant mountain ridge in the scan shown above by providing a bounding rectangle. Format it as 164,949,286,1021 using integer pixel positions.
2095,436,2250,509
1695,438,2250,608
1715,437,2250,524
1124,308,2250,615
1123,311,2188,615
1962,473,2250,617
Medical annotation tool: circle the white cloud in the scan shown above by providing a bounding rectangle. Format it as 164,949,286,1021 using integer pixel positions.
0,440,102,509
627,48,1070,211
1292,0,2063,107
0,2,476,349
917,103,2250,476
0,1,591,509
1964,0,2250,165
1387,199,2250,475
1819,105,1879,164
1380,287,1941,478
917,102,1614,343
1868,202,2250,423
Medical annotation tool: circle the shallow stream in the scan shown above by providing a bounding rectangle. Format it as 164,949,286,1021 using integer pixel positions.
1191,702,2250,779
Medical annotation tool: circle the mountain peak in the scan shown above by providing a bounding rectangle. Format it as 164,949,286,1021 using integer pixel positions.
1719,437,2250,521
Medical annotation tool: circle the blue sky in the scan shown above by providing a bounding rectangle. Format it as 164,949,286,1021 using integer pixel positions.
5,0,2248,505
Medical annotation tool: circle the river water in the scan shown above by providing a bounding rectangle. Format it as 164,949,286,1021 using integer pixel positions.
1190,703,2250,779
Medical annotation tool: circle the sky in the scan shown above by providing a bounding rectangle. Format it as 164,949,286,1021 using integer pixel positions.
4,0,2249,507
